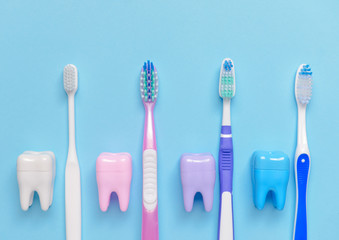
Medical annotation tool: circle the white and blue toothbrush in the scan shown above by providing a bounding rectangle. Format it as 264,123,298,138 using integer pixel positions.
293,64,312,240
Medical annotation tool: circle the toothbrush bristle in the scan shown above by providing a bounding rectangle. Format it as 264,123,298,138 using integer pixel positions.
295,64,312,105
219,59,235,98
140,60,158,103
63,64,78,94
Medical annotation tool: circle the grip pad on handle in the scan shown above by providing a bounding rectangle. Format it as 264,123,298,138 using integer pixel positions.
142,149,158,240
219,126,233,193
143,149,158,212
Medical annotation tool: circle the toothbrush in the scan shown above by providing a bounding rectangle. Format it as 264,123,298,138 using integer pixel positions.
218,58,235,240
64,64,81,240
140,61,159,240
293,64,312,240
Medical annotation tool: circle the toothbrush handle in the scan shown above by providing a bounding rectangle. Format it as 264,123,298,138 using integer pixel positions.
218,126,234,240
142,206,159,240
142,149,158,240
65,160,81,240
294,153,310,240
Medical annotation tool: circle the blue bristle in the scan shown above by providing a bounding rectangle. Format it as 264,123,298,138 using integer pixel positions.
299,65,312,75
224,60,233,71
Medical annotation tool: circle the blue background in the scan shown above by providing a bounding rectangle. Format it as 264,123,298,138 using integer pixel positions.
0,0,338,239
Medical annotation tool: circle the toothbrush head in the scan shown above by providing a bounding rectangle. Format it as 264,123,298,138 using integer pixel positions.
295,64,312,105
219,58,235,99
64,64,78,95
140,60,158,104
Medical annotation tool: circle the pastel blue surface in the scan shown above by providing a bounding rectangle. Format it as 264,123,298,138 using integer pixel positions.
0,0,338,239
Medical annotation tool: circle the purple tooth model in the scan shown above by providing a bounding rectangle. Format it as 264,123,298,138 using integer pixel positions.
180,153,216,212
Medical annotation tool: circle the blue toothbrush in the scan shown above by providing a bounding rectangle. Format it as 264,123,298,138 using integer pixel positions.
293,64,312,240
218,58,235,240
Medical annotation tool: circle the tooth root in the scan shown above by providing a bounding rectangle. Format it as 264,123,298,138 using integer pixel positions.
272,183,288,210
252,151,290,210
29,192,34,207
116,188,130,212
181,153,216,212
19,187,34,211
37,184,53,211
253,184,269,210
201,187,214,212
97,184,112,212
182,189,196,212
17,151,56,211
96,153,132,212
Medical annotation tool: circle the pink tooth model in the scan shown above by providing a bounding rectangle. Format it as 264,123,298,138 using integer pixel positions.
96,152,132,212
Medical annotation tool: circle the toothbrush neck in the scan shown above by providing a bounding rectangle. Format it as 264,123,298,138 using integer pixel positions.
143,104,156,151
297,105,309,150
68,95,77,154
222,98,231,126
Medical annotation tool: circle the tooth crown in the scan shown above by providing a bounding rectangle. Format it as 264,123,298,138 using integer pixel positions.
17,151,55,172
17,151,56,211
251,151,290,210
96,152,132,212
180,153,216,212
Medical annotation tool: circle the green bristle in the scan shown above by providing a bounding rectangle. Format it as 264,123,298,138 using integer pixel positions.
219,59,235,98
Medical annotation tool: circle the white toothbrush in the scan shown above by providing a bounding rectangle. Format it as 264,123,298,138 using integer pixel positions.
64,64,81,240
293,64,312,240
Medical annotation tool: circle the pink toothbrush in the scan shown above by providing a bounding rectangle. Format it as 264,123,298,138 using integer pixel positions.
140,61,159,240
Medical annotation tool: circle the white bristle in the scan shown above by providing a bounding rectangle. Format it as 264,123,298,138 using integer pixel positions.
64,64,78,94
219,58,236,98
295,64,312,105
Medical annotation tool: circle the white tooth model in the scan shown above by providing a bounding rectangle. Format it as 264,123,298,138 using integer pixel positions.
17,151,56,211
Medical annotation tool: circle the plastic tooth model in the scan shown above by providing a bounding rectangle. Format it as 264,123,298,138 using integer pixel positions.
64,64,81,240
180,153,216,212
96,152,132,212
140,60,159,240
293,64,313,240
251,151,290,210
17,151,56,211
218,58,235,240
